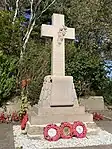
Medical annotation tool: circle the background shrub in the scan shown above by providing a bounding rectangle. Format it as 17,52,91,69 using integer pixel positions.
0,51,18,105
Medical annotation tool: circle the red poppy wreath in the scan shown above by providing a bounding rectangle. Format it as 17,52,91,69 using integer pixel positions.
60,122,73,139
73,121,87,138
44,124,60,141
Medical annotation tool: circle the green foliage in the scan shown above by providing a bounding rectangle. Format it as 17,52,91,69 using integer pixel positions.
39,0,112,59
0,51,17,105
19,41,50,104
0,11,24,56
0,11,24,105
103,80,112,105
65,43,108,97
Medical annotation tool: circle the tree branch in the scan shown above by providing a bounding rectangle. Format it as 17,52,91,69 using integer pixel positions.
23,19,36,51
23,0,34,41
23,0,56,52
12,0,20,24
34,0,43,13
23,0,43,41
37,0,56,18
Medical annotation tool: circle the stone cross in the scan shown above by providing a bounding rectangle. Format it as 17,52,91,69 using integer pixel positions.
41,13,75,76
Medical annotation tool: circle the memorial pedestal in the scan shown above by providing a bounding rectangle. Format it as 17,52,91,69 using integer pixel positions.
27,76,93,137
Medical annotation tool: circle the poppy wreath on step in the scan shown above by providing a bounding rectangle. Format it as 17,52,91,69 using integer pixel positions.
73,121,87,138
92,112,103,121
44,124,60,141
60,122,73,139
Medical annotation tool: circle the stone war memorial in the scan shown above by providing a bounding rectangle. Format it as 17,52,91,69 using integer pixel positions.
12,13,112,149
27,13,94,137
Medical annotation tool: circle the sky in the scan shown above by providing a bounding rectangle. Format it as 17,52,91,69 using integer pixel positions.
105,60,112,78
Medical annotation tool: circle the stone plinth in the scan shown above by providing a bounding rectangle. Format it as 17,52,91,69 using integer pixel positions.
27,75,93,137
38,75,79,107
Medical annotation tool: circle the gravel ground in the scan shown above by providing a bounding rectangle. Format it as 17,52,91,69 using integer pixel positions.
13,125,112,149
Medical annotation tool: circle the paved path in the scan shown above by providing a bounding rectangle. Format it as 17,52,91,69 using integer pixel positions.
0,123,15,149
96,121,112,133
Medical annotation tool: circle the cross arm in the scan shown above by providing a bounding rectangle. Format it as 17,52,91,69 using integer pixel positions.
41,24,54,37
65,28,75,40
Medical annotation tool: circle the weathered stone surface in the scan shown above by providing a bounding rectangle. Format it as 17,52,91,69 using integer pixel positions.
27,122,43,136
50,76,74,106
28,110,93,125
37,106,85,115
38,75,78,107
38,76,52,108
79,96,104,111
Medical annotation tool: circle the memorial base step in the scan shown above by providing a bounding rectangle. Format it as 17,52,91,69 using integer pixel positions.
28,110,93,125
27,120,100,138
33,105,86,115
